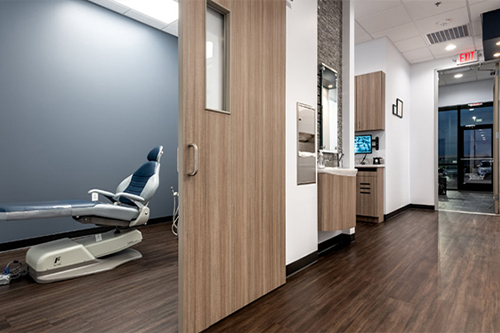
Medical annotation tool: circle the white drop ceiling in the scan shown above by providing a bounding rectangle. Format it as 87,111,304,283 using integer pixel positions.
355,0,500,64
439,64,495,85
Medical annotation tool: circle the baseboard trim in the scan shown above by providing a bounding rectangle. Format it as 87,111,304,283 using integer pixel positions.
286,251,318,278
318,233,355,256
286,233,356,278
384,204,436,221
410,204,435,211
0,216,172,253
384,204,411,221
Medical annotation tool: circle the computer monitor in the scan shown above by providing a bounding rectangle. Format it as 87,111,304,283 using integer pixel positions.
355,135,372,154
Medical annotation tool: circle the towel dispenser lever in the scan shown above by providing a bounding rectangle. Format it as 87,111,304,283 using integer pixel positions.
188,143,199,176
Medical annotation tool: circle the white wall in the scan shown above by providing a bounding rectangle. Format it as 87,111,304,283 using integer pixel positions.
410,57,455,206
384,40,411,213
342,0,355,170
355,37,411,214
439,79,495,107
285,0,318,265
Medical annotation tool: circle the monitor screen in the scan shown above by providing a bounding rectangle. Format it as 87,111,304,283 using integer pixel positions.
355,135,372,154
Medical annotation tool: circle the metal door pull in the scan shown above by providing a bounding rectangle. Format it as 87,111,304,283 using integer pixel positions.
188,143,198,176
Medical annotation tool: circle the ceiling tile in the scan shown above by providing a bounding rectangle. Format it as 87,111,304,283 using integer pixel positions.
414,7,470,35
471,20,482,35
451,69,476,78
452,76,478,84
355,21,370,38
357,5,413,33
442,78,456,85
429,36,475,58
476,70,494,80
356,35,374,44
470,1,500,23
403,47,435,63
473,34,483,49
354,0,402,19
468,0,488,4
402,0,466,21
371,22,421,42
395,35,428,52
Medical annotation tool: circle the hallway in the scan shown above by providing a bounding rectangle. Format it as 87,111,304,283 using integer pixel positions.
208,209,500,332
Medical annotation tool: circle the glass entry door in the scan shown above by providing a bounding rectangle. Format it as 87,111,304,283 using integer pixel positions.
460,127,493,190
439,103,494,192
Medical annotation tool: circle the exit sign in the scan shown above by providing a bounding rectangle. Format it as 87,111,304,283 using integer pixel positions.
457,50,477,65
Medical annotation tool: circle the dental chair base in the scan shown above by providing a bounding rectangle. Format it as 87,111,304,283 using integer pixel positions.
26,229,142,283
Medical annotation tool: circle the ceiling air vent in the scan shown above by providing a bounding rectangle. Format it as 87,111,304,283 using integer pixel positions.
426,24,471,45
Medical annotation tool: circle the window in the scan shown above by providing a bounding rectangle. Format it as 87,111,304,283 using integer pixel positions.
206,2,230,113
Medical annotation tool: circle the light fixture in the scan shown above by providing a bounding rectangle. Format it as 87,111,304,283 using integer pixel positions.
328,84,333,89
454,73,463,78
497,41,500,46
114,0,179,25
494,52,500,58
445,44,457,51
469,108,474,111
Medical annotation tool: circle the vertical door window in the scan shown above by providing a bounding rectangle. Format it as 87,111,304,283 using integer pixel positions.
206,3,230,113
439,110,458,189
462,128,493,186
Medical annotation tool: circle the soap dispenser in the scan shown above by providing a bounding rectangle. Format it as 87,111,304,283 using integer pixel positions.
318,151,325,169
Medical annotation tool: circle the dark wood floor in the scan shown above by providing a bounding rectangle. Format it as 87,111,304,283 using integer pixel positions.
207,209,500,332
0,223,178,332
2,209,500,332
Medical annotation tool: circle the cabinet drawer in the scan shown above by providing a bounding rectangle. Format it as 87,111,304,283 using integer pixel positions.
356,176,378,217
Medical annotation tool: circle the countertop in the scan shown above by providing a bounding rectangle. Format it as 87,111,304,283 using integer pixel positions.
318,167,358,177
355,164,385,168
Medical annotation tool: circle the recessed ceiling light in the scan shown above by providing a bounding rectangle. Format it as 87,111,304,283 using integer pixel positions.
469,108,474,111
445,44,457,51
494,52,500,58
328,84,333,89
114,0,179,25
454,73,463,78
497,41,500,46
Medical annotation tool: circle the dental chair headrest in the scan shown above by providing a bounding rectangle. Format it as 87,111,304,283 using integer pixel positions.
147,146,164,162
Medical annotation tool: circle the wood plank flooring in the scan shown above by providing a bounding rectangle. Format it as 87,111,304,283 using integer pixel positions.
207,209,500,332
0,223,178,332
2,209,500,332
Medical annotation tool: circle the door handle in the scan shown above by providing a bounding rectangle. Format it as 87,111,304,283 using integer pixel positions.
188,143,199,176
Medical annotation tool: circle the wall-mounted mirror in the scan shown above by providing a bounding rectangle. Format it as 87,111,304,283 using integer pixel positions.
319,64,339,153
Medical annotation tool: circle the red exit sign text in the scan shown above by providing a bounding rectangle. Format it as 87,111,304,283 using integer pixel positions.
457,51,477,65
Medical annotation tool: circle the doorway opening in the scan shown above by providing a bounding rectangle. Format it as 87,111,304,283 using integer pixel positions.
438,64,496,214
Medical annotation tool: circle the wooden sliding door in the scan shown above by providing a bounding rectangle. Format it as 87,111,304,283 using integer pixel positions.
178,0,286,332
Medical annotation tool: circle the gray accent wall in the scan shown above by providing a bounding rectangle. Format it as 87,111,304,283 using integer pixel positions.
318,0,343,167
0,0,178,243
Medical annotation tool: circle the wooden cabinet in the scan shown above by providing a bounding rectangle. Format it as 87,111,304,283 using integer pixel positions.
318,173,356,231
356,168,384,223
355,71,385,132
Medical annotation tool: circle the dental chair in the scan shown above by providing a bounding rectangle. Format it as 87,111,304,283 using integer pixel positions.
0,146,163,283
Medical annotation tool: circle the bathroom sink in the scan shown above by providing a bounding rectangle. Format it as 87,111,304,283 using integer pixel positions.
318,167,357,177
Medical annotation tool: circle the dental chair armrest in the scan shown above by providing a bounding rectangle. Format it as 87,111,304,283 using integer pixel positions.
114,192,146,203
113,192,146,209
88,189,117,203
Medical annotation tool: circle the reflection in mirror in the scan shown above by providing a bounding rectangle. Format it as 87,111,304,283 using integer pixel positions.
320,64,338,153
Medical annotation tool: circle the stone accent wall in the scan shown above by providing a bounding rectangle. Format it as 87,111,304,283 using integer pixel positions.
318,0,342,167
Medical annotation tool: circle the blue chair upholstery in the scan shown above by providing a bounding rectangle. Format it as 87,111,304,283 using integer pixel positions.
0,146,163,228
